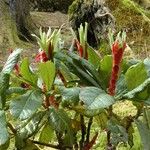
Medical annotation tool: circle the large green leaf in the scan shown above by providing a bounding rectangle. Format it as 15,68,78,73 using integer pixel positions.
57,61,78,84
49,107,74,145
87,45,101,69
10,90,43,120
99,55,112,89
122,78,150,100
17,111,45,139
20,58,37,85
0,110,9,149
60,87,80,107
15,111,45,149
79,87,115,110
54,51,100,87
68,52,102,87
125,62,148,90
39,61,55,91
0,73,9,109
39,123,54,146
2,49,22,74
135,120,150,150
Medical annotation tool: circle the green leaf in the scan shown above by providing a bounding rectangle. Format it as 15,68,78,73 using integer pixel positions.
15,111,45,149
108,119,128,146
144,58,150,77
61,87,80,107
57,61,78,83
0,110,9,149
6,87,27,95
18,111,45,139
2,49,22,74
125,62,148,90
115,75,128,99
0,73,10,109
49,107,74,145
54,51,100,87
79,87,115,110
68,52,102,87
135,120,150,150
39,61,55,91
99,55,112,89
20,58,37,85
87,45,101,69
10,90,43,120
121,78,150,100
39,124,54,147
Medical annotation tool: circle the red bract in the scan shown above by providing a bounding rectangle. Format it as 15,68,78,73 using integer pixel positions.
108,39,126,96
75,39,84,58
35,51,48,62
14,64,20,76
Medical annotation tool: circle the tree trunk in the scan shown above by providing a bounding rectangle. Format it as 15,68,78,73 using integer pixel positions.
68,0,115,48
9,0,33,41
0,0,33,54
0,0,20,51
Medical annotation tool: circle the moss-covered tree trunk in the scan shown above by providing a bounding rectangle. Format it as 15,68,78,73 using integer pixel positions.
0,0,19,51
9,0,34,41
0,0,33,52
68,0,114,48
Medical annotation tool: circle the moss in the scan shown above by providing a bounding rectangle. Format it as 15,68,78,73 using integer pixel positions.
106,0,150,55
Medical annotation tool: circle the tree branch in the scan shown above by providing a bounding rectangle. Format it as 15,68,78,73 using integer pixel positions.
80,115,86,149
7,122,17,134
85,117,93,144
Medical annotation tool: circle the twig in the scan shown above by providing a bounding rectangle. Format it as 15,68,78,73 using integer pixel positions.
80,115,86,150
7,122,17,134
85,117,93,144
107,106,113,150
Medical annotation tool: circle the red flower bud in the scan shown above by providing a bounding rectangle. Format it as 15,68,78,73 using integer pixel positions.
108,32,126,96
35,51,48,62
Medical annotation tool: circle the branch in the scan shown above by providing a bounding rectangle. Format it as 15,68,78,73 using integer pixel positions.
85,117,93,144
7,122,17,134
80,115,86,149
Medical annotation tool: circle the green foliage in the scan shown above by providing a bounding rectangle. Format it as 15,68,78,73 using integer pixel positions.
60,87,80,107
125,62,148,90
39,61,55,91
39,124,54,146
49,107,74,145
0,110,9,150
10,90,43,120
2,49,22,74
79,87,114,110
20,58,37,86
0,24,150,150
